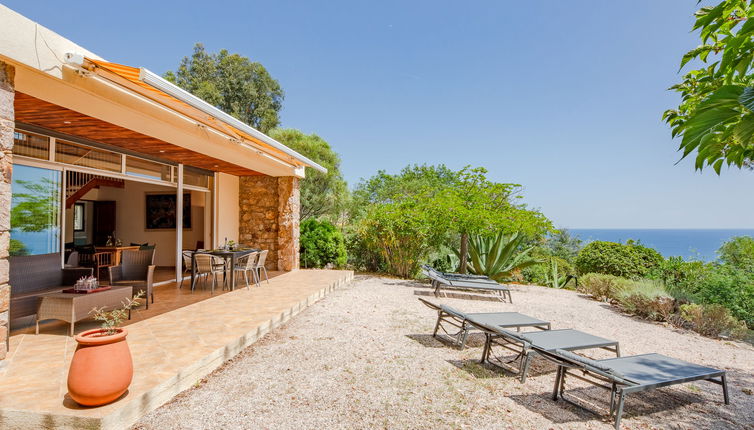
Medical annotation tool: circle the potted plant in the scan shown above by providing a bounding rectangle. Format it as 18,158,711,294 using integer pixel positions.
67,292,143,407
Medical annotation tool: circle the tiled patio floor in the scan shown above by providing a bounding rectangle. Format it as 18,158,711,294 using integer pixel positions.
0,269,354,430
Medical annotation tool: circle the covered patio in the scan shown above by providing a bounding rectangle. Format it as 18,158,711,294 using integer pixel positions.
0,6,354,430
0,269,353,430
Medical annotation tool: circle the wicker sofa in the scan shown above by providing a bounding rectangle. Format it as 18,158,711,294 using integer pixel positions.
8,253,93,323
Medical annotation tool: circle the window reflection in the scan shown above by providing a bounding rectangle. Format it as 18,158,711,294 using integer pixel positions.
10,165,61,256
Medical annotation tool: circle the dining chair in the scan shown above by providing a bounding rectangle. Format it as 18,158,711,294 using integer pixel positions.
251,250,270,285
233,252,259,289
193,254,226,294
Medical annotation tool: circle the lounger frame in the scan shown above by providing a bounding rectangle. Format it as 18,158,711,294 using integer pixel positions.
418,298,549,349
421,265,513,302
538,349,729,429
477,327,620,383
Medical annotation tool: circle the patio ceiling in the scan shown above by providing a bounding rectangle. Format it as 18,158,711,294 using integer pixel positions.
14,92,263,176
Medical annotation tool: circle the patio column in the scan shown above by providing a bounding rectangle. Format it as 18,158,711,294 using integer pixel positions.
238,175,300,271
0,60,15,359
277,177,300,271
175,163,183,284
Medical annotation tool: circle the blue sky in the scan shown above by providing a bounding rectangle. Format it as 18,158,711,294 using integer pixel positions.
4,0,753,228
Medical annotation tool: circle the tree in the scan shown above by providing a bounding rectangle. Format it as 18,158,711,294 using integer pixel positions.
545,229,583,261
165,43,283,133
11,179,59,233
430,166,552,273
268,129,349,221
718,235,754,273
350,165,552,277
664,1,754,172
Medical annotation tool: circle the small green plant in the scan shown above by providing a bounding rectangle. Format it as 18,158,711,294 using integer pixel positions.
543,257,576,289
459,232,540,281
90,292,144,335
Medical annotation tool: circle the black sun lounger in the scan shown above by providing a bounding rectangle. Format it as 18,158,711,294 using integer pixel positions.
421,265,513,302
537,349,729,429
464,317,620,383
418,298,550,349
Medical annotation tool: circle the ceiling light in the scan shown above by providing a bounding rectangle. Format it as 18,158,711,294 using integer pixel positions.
63,121,72,124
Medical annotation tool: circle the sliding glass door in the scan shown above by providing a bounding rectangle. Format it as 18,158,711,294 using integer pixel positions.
10,164,61,256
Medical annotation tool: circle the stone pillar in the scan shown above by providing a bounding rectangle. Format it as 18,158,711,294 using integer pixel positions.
0,60,15,360
239,176,280,270
238,175,301,271
277,177,300,271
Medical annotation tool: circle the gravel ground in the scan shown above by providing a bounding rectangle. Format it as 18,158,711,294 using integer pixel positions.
134,275,754,430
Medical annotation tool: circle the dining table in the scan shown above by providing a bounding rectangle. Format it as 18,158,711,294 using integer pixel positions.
189,248,259,292
95,246,140,266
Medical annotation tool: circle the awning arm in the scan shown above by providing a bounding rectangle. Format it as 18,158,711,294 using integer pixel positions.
139,68,327,174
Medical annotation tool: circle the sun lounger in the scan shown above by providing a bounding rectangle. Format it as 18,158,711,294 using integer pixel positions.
537,348,729,429
418,298,549,349
421,265,513,302
464,317,620,383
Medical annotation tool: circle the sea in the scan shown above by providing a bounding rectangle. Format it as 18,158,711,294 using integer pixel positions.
570,229,754,262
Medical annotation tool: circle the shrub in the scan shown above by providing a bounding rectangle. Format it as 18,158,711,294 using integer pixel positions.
344,228,384,272
575,241,663,279
691,266,754,328
577,273,629,302
300,218,347,269
522,256,575,286
616,280,675,321
356,200,438,278
679,303,748,339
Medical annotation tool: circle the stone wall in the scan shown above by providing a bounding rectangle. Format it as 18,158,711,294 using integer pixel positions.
238,175,300,271
0,60,15,360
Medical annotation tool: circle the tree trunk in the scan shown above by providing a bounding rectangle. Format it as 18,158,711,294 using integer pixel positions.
459,232,468,274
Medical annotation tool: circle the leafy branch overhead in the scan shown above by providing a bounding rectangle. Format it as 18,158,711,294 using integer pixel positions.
664,0,754,172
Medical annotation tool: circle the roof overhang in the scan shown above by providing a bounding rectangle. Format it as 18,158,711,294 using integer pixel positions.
0,4,326,177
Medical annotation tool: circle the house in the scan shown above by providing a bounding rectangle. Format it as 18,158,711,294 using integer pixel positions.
0,4,327,358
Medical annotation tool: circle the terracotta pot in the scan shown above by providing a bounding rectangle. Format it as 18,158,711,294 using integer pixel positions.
67,328,133,406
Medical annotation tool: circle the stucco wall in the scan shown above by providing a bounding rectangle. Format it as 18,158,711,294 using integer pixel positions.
91,182,207,267
215,173,239,248
0,60,14,359
239,176,299,271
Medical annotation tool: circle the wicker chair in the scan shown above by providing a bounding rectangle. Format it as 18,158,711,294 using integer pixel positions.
107,249,156,309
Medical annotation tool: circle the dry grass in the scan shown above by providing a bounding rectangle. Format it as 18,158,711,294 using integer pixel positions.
134,275,754,430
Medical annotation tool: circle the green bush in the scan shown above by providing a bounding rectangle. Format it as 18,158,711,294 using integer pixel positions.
577,273,629,302
522,256,574,286
300,218,347,269
575,241,663,279
616,280,675,321
692,266,754,328
680,303,748,339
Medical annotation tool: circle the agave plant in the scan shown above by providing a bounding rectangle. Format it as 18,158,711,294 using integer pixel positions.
543,257,576,289
458,232,540,281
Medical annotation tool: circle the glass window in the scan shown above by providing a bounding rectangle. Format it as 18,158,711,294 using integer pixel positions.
10,165,61,256
55,140,122,172
13,131,50,160
126,156,172,181
183,169,210,188
73,203,85,232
